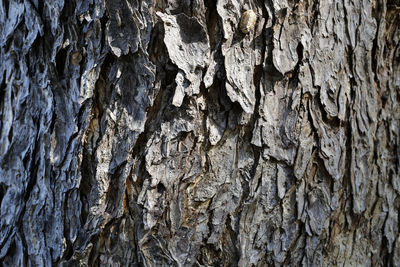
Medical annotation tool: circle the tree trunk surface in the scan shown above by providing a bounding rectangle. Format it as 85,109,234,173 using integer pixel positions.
0,0,399,266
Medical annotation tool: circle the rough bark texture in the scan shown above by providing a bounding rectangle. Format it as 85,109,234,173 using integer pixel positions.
0,0,399,266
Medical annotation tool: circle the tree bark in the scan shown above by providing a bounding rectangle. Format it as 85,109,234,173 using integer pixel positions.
0,0,399,266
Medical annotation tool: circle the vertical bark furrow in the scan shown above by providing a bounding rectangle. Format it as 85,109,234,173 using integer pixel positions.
0,0,398,266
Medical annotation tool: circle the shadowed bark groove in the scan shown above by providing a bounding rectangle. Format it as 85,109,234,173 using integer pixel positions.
0,0,399,266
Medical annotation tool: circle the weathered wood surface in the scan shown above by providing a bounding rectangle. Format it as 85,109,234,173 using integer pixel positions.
0,0,399,266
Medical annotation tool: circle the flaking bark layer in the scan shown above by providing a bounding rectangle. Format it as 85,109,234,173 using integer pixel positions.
0,0,399,266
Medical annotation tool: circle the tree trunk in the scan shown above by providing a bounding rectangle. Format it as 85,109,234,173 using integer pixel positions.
1,0,399,266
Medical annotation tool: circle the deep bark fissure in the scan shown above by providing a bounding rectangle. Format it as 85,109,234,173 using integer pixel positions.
0,0,399,265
